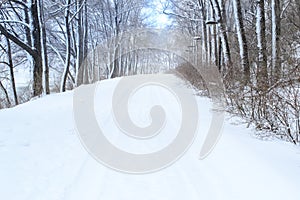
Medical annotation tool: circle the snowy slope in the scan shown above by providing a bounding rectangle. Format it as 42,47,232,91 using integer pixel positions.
0,75,299,200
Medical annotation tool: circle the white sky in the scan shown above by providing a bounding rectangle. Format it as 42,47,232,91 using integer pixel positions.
142,0,172,28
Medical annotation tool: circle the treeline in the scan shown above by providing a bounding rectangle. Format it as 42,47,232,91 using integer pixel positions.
167,0,300,143
0,0,299,143
0,0,146,106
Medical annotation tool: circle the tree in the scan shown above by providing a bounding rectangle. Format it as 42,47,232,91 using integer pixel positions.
233,0,250,82
75,0,85,86
6,37,18,105
271,0,281,82
29,0,43,96
210,0,231,72
39,0,50,94
60,0,72,92
256,0,268,89
0,0,44,97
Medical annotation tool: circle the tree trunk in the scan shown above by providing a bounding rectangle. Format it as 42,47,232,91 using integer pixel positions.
6,38,18,105
0,81,11,107
83,0,89,83
30,0,43,96
75,0,84,86
233,0,250,82
198,0,208,63
111,0,121,78
61,0,71,92
256,0,268,89
209,1,219,67
39,0,50,94
210,0,231,72
212,23,218,66
271,0,281,82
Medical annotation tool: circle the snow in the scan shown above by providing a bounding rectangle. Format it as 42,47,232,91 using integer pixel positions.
14,67,31,88
0,74,299,200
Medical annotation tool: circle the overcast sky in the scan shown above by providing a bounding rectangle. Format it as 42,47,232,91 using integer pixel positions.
142,0,173,28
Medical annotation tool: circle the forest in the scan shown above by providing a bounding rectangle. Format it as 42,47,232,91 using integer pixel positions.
0,0,299,144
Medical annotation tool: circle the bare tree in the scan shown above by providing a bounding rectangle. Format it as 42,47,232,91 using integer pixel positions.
0,0,44,97
256,0,268,89
6,37,18,105
233,0,250,82
39,0,50,94
210,0,231,72
271,0,281,82
60,0,72,92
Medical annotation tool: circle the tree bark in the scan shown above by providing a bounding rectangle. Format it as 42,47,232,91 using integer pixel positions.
6,38,18,105
0,81,11,107
39,0,50,94
61,0,72,92
271,0,281,82
198,0,208,63
233,0,250,82
75,0,85,86
256,0,268,89
31,0,43,96
210,0,231,72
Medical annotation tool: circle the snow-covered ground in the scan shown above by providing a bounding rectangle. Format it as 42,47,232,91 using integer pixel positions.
0,75,299,200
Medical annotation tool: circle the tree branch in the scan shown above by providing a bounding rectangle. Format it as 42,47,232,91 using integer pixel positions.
0,24,36,56
0,20,30,28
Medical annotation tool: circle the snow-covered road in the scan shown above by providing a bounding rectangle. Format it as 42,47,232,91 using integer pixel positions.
0,75,299,200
